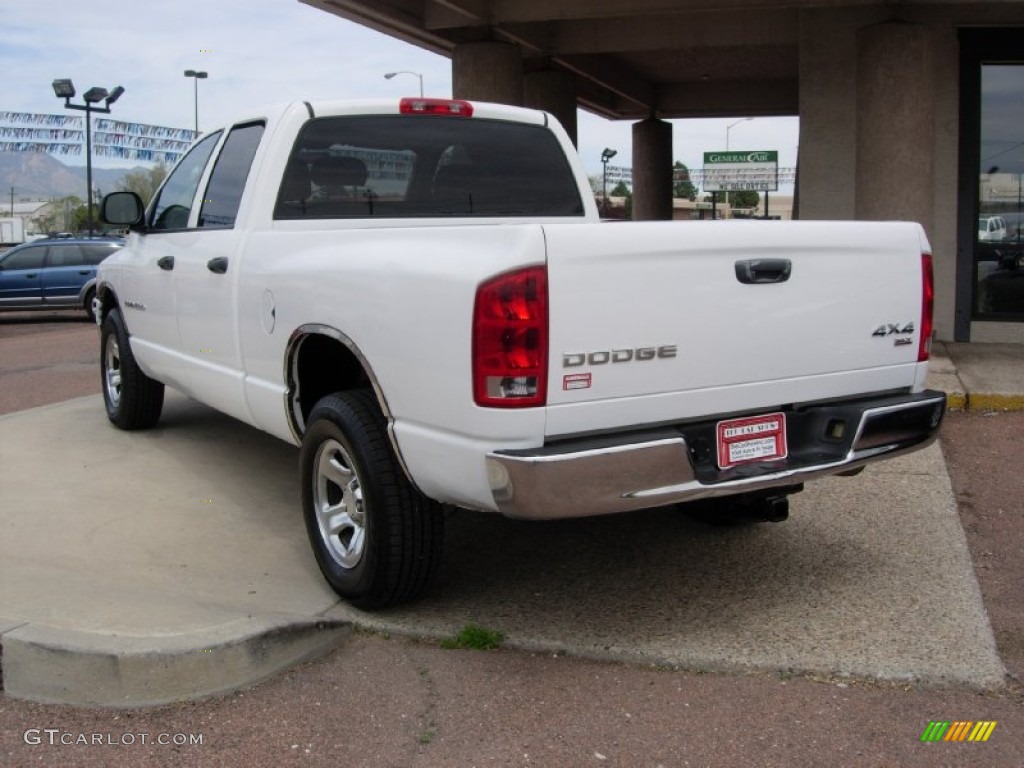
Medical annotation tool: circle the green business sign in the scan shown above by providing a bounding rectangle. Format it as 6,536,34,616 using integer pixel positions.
703,150,779,192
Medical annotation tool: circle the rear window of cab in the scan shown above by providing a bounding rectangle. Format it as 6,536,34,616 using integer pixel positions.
274,115,584,220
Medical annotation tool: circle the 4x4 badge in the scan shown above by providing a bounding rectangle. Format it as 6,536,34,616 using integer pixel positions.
872,322,914,337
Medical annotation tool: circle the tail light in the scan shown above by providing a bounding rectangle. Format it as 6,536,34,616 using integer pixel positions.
400,97,474,117
919,253,934,362
473,266,548,408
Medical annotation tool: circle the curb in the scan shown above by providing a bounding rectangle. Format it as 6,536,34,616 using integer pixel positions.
963,393,1024,412
0,615,350,708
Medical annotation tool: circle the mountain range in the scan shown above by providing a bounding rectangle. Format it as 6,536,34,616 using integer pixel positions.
1,152,149,202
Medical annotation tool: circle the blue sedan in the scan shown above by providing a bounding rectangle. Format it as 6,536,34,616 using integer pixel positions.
0,236,124,322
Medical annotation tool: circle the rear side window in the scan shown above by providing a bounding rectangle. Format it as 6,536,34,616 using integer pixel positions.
45,244,87,267
199,122,265,228
274,115,584,219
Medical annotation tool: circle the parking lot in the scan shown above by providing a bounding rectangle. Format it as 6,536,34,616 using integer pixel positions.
1,313,1022,766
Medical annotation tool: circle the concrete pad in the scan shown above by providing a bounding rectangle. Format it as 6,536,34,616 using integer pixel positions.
1,393,350,706
945,342,1024,411
0,391,1006,707
339,442,1004,689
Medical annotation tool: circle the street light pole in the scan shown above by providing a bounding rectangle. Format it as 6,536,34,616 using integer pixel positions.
724,117,753,212
384,71,424,97
53,79,124,236
184,70,208,135
601,148,617,216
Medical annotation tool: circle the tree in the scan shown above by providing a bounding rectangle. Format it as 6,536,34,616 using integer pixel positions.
673,161,697,200
729,190,760,210
36,195,83,233
608,181,632,219
117,163,169,206
72,203,94,232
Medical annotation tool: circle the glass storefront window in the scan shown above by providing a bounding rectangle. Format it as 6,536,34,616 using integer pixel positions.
975,64,1024,319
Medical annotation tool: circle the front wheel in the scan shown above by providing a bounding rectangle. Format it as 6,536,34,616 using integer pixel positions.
300,390,443,609
83,288,97,323
100,308,164,429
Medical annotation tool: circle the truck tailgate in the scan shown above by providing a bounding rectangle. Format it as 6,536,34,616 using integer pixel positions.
542,220,928,438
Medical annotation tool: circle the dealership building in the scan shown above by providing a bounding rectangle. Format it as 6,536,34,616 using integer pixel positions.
305,0,1023,343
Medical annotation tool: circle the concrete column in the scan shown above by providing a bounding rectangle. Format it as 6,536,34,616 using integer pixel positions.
797,9,858,220
524,70,578,146
632,118,673,221
452,42,523,106
855,21,935,235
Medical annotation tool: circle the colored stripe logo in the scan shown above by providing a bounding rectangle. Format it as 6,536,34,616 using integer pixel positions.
920,721,997,742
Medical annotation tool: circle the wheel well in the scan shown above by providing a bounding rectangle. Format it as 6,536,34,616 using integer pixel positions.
96,285,119,323
291,333,373,434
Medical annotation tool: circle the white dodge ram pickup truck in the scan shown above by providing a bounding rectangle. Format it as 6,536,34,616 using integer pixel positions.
97,97,945,608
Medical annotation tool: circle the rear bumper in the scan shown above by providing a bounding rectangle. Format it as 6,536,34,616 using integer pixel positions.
486,390,946,520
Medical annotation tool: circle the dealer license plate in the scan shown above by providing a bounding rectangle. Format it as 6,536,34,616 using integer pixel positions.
716,413,788,469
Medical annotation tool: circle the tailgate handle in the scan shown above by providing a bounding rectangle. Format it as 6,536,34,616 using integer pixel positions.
735,259,791,285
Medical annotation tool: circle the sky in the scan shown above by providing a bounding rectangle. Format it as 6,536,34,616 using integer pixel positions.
2,0,799,189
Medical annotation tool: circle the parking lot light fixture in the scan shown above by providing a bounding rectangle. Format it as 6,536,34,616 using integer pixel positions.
184,70,208,135
601,148,617,214
384,71,424,97
52,79,76,99
724,118,754,210
105,86,125,107
53,78,124,236
83,87,109,104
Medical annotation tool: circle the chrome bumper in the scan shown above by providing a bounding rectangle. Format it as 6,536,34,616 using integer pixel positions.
486,391,946,520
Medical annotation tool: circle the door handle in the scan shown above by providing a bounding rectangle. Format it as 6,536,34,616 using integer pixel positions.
735,259,792,284
207,257,228,274
157,256,175,271
25,273,37,278
78,270,90,275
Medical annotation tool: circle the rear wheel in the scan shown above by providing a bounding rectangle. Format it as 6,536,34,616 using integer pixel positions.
100,308,164,429
300,390,443,609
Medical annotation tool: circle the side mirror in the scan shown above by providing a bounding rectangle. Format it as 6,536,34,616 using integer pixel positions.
100,191,145,230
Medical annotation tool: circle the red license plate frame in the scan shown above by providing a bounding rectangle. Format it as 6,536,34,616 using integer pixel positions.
716,412,788,469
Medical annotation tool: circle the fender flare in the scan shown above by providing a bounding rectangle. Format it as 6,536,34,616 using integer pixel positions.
283,324,416,486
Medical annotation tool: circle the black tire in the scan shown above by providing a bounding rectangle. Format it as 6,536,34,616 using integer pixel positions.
100,308,164,430
300,390,443,609
83,288,97,323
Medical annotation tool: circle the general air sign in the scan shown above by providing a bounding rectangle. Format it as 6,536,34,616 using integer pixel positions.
702,151,779,192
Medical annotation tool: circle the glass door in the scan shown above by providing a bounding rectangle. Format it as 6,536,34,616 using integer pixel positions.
957,30,1024,338
976,64,1024,318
